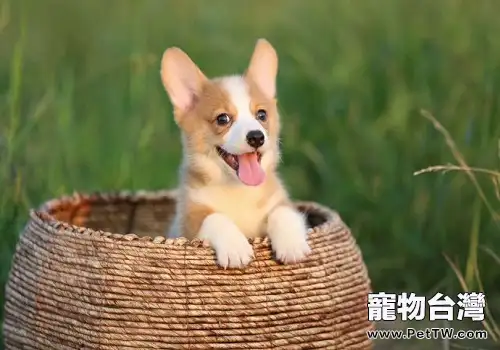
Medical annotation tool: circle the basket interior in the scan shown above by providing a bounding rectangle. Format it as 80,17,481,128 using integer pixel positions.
45,193,329,238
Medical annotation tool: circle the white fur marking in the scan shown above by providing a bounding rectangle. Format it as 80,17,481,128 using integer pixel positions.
218,76,269,154
198,213,254,268
259,151,276,173
267,206,311,264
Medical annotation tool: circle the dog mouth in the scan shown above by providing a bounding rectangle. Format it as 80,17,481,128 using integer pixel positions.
216,146,265,186
216,147,262,171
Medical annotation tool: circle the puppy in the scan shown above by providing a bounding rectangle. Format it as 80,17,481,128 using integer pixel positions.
160,39,311,268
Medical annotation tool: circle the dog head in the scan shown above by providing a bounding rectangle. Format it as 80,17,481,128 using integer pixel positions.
160,39,280,187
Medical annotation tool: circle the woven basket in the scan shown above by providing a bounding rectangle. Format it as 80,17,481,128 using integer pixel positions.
3,189,374,349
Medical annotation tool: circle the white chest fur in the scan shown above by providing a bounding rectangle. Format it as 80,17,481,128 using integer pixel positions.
188,184,283,238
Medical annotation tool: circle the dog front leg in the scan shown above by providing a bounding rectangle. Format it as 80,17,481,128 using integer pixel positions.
267,205,311,264
198,213,254,269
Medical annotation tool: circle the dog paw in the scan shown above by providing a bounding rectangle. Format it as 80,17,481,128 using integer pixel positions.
272,232,311,264
214,233,254,268
198,213,254,269
267,206,311,264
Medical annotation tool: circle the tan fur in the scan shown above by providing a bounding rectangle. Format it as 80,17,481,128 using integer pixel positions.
246,76,280,139
160,39,310,267
181,200,214,240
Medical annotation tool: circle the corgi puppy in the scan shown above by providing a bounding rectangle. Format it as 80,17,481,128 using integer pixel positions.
160,39,311,268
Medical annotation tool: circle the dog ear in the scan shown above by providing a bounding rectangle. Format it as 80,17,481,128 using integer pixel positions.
160,47,207,116
245,39,278,99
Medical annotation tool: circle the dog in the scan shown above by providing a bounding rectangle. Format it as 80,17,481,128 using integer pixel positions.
160,39,311,268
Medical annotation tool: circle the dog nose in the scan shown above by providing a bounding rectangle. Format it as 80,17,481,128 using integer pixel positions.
246,130,265,148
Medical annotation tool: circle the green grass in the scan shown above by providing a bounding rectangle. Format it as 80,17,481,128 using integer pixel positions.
1,0,500,344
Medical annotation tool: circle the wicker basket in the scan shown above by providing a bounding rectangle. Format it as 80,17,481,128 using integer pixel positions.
3,189,374,349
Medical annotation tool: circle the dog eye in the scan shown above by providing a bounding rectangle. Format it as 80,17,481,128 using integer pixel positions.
215,113,231,126
256,109,267,122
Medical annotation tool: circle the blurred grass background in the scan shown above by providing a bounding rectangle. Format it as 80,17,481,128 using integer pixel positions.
1,0,500,347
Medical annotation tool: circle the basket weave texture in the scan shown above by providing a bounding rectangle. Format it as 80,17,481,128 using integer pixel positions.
3,190,374,349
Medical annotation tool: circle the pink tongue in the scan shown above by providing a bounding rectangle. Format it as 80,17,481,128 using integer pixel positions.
237,153,265,186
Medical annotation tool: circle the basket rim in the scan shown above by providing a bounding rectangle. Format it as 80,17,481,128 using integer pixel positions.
29,188,347,247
